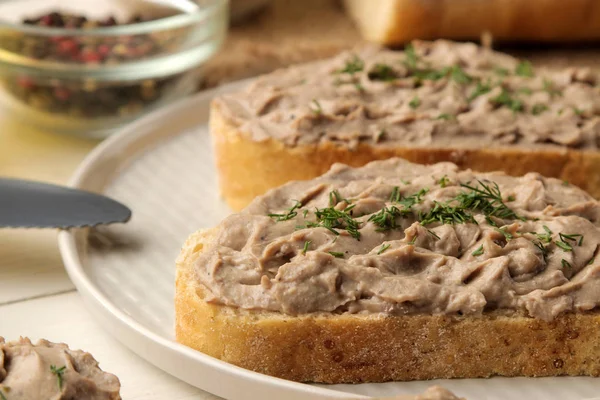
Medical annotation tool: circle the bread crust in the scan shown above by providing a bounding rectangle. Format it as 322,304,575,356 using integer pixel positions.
175,229,600,383
210,102,600,211
344,0,600,45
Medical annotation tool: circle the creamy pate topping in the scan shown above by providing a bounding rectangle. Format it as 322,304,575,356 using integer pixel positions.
215,40,600,149
195,159,600,320
0,337,121,400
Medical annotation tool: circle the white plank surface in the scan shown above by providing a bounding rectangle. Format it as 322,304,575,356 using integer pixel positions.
0,291,221,400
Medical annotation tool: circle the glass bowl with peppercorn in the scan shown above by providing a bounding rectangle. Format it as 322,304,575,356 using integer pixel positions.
0,0,228,137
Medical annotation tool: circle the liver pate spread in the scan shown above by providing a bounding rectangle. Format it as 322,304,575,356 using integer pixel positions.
215,40,600,149
0,337,121,400
195,159,600,321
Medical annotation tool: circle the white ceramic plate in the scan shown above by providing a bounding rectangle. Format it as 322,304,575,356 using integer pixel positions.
58,81,600,400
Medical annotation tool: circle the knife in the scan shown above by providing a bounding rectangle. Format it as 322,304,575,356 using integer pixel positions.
0,178,131,229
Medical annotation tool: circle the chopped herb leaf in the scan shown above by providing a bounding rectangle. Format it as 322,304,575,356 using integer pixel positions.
409,96,421,109
436,113,453,120
491,88,524,112
310,99,322,115
561,259,572,269
555,240,573,252
268,200,302,221
369,205,411,231
50,365,66,390
458,180,524,221
468,81,493,101
543,79,562,97
573,107,584,116
515,61,534,77
329,251,344,258
0,391,6,400
496,227,514,240
336,55,364,74
329,190,349,206
437,175,450,188
559,232,584,246
532,226,553,243
303,209,309,218
494,67,510,77
589,257,596,265
408,234,418,245
412,67,449,81
377,243,391,255
389,186,401,203
427,228,441,240
368,63,398,81
507,195,516,202
419,201,476,226
531,103,549,115
302,240,311,255
310,197,361,239
562,180,570,186
533,241,549,261
404,43,418,69
397,188,429,209
450,65,472,84
401,179,411,185
472,245,484,256
518,87,533,95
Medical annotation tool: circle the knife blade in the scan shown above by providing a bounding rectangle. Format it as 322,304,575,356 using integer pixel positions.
0,178,131,229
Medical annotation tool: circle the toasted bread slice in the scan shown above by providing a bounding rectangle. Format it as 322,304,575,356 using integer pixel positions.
176,228,600,383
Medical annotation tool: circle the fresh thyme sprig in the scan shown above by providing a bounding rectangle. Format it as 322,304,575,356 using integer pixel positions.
50,365,66,390
268,200,302,221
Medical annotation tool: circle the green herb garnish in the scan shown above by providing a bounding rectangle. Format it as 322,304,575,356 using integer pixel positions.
329,251,344,258
397,188,429,209
302,240,311,255
468,80,493,101
368,63,398,81
437,175,450,188
419,201,476,226
518,87,533,95
531,103,548,115
589,257,596,265
389,186,401,203
458,180,524,221
337,54,364,74
532,225,553,243
561,259,572,269
427,229,441,240
491,88,524,112
404,43,418,69
495,227,514,240
543,79,562,97
515,61,534,77
436,113,453,120
450,65,472,84
310,99,322,115
377,243,391,255
309,195,361,239
0,391,6,400
555,240,573,252
368,206,411,231
559,232,584,246
494,67,510,77
329,190,349,206
533,241,549,261
409,96,421,109
268,200,302,221
471,245,484,256
50,365,66,390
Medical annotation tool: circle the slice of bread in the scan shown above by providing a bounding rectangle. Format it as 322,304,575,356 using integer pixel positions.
176,228,600,384
176,158,600,383
211,41,600,211
344,0,600,45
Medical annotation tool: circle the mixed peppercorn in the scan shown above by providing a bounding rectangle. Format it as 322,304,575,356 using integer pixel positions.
2,11,188,119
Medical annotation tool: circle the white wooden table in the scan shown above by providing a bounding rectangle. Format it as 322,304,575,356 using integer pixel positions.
0,114,220,399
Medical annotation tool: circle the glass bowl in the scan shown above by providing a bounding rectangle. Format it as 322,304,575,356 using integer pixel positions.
0,0,228,138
